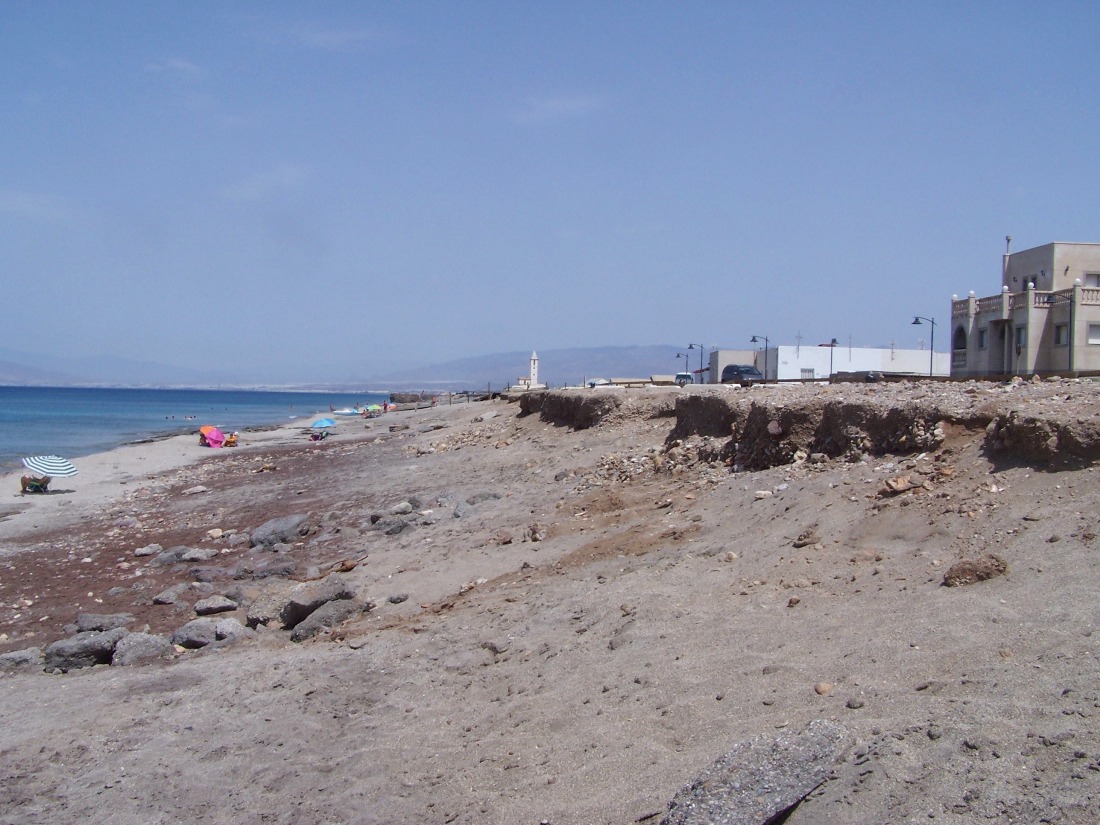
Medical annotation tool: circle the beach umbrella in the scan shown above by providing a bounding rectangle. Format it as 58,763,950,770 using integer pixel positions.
366,404,382,412
22,455,78,477
311,418,337,428
199,425,225,447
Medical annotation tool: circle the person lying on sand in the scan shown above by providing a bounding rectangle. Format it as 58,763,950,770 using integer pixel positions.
20,475,51,494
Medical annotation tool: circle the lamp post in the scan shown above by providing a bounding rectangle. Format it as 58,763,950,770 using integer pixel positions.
911,316,936,377
688,343,706,383
750,335,769,382
677,352,689,382
828,337,838,381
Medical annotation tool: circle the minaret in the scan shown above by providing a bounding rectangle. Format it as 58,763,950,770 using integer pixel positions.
530,351,539,387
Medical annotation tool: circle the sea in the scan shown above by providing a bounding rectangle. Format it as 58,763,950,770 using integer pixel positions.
0,386,389,473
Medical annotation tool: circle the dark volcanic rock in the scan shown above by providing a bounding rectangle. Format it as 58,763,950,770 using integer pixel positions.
279,576,356,629
194,595,238,616
171,618,220,649
75,613,135,632
111,633,175,666
660,720,848,825
44,628,130,673
0,647,44,673
234,558,298,580
290,599,368,642
251,514,310,547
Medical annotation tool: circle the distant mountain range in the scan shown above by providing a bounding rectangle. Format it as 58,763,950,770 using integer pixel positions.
370,345,692,391
0,345,692,392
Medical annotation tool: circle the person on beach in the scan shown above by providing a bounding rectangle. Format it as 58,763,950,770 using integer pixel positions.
20,475,51,494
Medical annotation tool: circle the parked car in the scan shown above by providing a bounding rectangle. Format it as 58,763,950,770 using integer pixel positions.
674,372,694,386
720,364,765,387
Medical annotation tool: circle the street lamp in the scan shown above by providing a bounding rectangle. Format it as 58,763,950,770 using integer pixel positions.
911,316,936,377
750,335,769,382
676,352,690,380
828,337,838,381
688,343,706,383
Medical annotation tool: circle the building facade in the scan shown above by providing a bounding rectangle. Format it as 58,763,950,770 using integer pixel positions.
951,242,1100,379
707,344,948,383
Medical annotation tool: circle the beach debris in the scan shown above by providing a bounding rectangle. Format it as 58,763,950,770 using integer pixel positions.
792,528,820,549
660,719,848,825
942,554,1008,587
182,485,210,495
327,555,367,575
250,514,310,548
881,475,916,495
524,522,546,542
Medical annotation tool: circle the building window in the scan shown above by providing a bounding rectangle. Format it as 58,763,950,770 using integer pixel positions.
1055,325,1068,346
800,368,815,382
977,328,987,349
1089,324,1100,345
1086,273,1100,288
952,327,967,351
1015,327,1027,348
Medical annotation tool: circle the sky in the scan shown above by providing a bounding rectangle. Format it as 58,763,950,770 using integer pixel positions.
4,2,1100,383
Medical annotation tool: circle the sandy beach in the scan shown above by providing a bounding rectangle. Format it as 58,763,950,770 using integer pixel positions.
3,381,1100,823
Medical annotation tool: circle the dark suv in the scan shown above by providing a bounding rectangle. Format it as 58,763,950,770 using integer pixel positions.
720,364,764,387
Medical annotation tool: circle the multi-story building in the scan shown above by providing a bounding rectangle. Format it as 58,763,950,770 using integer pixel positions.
951,242,1100,379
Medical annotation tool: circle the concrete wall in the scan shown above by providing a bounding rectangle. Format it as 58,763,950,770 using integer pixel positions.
770,345,949,380
710,346,949,382
1002,242,1100,293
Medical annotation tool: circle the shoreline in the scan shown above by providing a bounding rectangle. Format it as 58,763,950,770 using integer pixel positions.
0,414,349,541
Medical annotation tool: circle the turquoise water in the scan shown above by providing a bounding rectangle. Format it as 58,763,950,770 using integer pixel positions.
0,386,388,472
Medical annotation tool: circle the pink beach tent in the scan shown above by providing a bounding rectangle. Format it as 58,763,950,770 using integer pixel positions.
199,425,226,448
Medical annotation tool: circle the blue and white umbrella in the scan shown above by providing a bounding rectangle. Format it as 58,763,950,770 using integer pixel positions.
311,418,336,429
22,455,78,477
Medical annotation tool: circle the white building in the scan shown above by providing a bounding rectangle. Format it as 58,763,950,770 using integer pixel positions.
708,344,949,383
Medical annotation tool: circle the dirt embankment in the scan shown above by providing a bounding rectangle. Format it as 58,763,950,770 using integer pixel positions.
522,379,1100,470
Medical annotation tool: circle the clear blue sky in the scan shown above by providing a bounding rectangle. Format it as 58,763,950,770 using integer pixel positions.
4,2,1098,382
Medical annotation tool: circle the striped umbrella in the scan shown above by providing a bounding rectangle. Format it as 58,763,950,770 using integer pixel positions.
22,455,78,477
